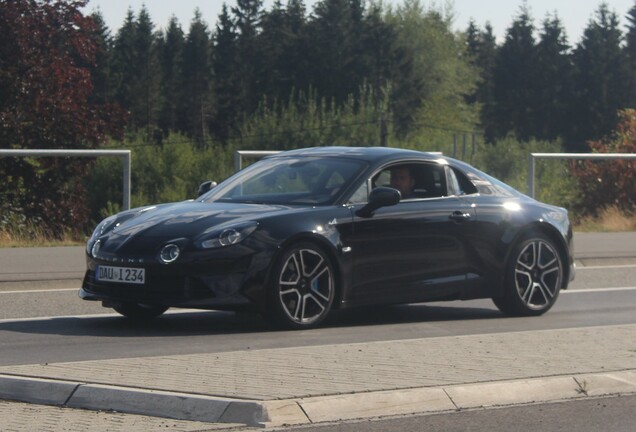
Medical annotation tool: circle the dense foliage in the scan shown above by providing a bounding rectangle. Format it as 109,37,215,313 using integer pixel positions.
0,0,124,236
571,109,636,214
2,0,636,238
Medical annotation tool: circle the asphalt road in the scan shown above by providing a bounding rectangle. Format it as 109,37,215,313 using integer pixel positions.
0,264,635,366
0,232,635,430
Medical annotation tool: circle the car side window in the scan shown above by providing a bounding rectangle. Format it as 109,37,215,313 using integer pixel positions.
349,181,369,204
409,163,447,199
349,162,453,204
450,167,478,195
445,166,462,196
370,162,449,200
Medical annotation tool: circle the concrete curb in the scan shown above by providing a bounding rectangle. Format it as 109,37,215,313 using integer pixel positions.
2,370,635,427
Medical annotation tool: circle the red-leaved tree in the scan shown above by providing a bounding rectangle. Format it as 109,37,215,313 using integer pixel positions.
0,0,126,236
571,109,636,215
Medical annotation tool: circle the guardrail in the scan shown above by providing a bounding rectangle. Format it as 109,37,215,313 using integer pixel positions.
528,152,636,199
0,149,132,210
233,150,281,171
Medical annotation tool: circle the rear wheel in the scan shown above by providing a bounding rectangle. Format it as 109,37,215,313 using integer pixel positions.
493,233,563,316
268,243,336,329
112,303,168,320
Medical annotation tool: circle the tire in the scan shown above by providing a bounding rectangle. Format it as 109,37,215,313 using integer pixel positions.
267,242,336,329
493,232,564,316
113,303,168,320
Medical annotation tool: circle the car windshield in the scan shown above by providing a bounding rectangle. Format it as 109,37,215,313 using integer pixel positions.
201,156,367,205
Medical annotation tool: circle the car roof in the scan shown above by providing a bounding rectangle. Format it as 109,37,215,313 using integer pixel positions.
266,146,444,164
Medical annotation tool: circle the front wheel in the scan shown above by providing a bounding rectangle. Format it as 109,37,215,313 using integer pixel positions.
112,303,168,320
267,243,336,329
493,233,563,316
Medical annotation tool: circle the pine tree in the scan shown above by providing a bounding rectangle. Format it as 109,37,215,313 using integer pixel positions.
307,0,359,103
232,0,264,115
157,16,185,134
183,9,213,144
534,14,572,141
88,12,114,106
492,5,538,141
212,4,240,142
257,0,309,103
569,4,628,150
111,9,137,121
132,6,162,135
625,2,636,109
465,21,498,142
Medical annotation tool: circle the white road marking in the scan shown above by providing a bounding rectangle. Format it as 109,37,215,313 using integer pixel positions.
0,288,78,294
575,264,636,270
564,286,636,293
0,309,216,324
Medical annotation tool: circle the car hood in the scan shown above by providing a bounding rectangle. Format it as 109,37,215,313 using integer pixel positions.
98,201,293,254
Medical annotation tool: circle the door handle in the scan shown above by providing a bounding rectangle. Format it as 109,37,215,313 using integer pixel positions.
449,211,471,222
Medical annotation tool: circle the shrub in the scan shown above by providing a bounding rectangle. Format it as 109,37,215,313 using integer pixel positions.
84,132,235,224
571,109,636,216
472,136,581,211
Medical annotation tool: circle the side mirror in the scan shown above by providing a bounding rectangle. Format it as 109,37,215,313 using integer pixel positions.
197,180,217,197
355,187,401,218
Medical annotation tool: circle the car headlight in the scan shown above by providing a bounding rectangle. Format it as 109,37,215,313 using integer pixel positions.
198,221,258,249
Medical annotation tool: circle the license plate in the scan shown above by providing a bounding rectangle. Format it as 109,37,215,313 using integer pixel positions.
96,265,145,284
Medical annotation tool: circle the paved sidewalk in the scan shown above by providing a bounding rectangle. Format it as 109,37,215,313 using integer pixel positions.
1,324,635,427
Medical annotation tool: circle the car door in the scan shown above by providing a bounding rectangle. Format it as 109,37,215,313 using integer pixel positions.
345,161,476,305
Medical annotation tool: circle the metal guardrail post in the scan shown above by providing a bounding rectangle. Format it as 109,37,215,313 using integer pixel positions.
0,149,132,210
528,154,535,198
122,152,131,210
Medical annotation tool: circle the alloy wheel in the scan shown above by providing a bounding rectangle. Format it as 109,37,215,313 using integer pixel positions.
278,247,334,325
514,239,562,310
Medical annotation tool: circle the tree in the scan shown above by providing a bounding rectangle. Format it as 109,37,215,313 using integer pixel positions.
110,10,137,124
182,9,213,144
88,11,114,107
465,21,498,142
0,0,125,235
386,1,478,138
258,0,308,103
131,6,162,135
110,7,162,135
212,4,240,142
625,2,636,109
491,5,538,141
571,109,636,214
157,16,186,135
0,0,123,148
534,14,573,142
232,0,265,116
568,4,628,150
306,0,362,104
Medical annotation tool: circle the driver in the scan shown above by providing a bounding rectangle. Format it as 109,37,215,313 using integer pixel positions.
390,166,415,199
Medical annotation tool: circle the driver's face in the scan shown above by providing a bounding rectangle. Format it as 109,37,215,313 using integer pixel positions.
390,167,414,198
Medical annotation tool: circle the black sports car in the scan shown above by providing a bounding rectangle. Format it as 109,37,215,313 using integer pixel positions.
81,146,575,329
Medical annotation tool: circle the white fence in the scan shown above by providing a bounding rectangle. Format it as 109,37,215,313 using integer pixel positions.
9,149,632,211
233,150,281,171
528,152,636,199
0,149,132,210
